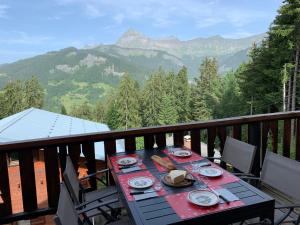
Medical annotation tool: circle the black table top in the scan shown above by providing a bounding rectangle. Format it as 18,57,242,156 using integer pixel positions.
108,148,275,225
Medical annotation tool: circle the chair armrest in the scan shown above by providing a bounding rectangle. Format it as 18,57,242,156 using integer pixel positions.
238,176,261,180
206,156,221,160
77,198,119,214
75,189,118,209
79,168,109,181
275,204,300,209
232,172,255,177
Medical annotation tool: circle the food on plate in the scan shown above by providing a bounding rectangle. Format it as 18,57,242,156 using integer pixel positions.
169,170,187,184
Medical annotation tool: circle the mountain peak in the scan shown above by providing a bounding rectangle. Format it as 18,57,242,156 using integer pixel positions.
116,29,148,46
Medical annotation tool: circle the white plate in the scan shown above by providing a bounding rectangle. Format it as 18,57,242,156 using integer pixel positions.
117,157,137,166
199,167,223,177
187,190,219,207
172,150,192,157
128,176,154,189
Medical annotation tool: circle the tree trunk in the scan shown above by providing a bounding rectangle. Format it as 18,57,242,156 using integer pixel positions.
292,44,299,112
287,73,292,111
291,43,300,142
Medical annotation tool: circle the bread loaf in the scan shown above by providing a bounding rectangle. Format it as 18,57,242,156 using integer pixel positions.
151,155,176,171
169,170,187,184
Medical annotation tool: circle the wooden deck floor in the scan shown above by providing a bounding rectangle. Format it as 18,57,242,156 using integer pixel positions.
239,184,299,225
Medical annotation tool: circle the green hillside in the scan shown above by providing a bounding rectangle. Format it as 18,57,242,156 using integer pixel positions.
0,31,263,111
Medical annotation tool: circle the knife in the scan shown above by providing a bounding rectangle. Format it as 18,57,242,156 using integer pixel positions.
119,165,136,169
211,189,230,204
130,189,156,195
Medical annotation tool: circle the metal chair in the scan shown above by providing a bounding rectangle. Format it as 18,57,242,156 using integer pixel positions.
209,136,257,176
54,183,132,225
242,151,300,225
63,156,123,221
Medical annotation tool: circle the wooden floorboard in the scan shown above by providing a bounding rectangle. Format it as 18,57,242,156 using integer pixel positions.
236,184,299,225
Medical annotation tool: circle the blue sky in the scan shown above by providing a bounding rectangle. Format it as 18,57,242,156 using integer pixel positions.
0,0,282,64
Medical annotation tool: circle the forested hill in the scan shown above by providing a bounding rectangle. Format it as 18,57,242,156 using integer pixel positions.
0,30,264,111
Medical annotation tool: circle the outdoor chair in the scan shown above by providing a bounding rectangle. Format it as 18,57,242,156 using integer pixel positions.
208,136,257,176
63,156,123,221
54,182,132,225
241,151,300,225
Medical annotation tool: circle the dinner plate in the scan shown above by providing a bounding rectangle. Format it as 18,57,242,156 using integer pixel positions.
128,176,154,189
187,190,219,207
199,167,223,177
117,157,137,166
172,150,192,157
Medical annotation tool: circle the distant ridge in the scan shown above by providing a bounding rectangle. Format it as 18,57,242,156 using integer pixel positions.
0,29,265,111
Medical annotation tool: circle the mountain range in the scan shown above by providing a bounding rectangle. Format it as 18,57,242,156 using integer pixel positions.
0,29,265,111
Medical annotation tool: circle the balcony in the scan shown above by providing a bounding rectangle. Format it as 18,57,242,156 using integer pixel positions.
0,111,300,224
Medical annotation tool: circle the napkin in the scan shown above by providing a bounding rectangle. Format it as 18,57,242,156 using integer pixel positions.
133,188,158,201
121,166,141,173
216,188,239,203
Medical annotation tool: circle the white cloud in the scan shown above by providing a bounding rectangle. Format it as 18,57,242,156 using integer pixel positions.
47,16,61,21
222,30,255,39
53,0,271,30
114,13,124,25
0,31,52,45
0,4,9,18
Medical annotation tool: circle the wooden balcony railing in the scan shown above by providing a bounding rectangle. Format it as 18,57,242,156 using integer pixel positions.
1,111,300,223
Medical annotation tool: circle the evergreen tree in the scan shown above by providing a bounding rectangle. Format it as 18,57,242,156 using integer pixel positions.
70,102,93,120
116,73,141,129
105,93,121,130
23,76,44,109
175,66,190,123
141,69,166,126
94,101,106,123
158,94,178,125
1,80,24,117
209,71,247,118
190,58,218,121
61,104,67,115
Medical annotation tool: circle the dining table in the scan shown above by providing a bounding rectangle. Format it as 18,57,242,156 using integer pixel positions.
107,147,275,225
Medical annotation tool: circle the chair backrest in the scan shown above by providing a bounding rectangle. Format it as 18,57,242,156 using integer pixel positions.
63,156,81,205
54,183,81,225
261,151,300,202
221,136,257,174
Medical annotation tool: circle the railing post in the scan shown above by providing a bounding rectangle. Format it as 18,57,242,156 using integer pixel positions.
283,119,291,158
270,121,278,153
44,146,60,208
207,127,217,158
82,142,97,190
104,140,116,186
296,118,300,160
58,145,67,177
261,121,270,163
19,148,38,212
173,131,184,147
156,133,166,148
0,152,12,217
125,137,136,153
144,135,155,150
248,123,261,176
191,130,201,155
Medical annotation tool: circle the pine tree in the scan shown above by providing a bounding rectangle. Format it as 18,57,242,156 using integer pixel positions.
94,101,105,123
70,102,93,120
158,94,178,125
105,92,121,130
116,73,141,129
141,69,166,126
61,104,67,115
23,76,44,109
175,66,190,123
1,80,24,117
190,58,218,121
